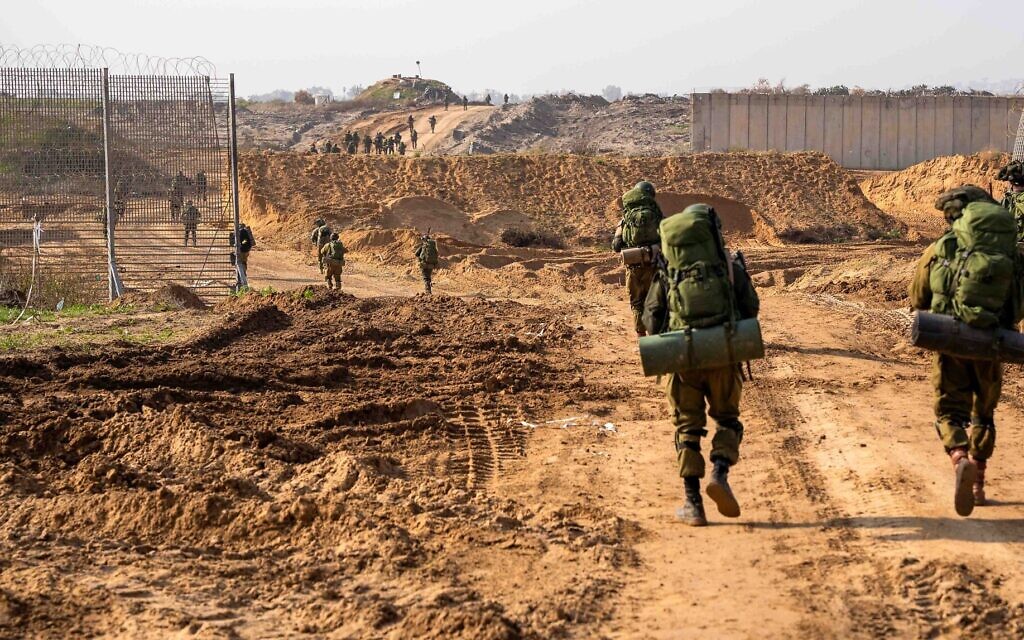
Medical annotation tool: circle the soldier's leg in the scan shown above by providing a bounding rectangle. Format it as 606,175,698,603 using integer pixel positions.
705,365,744,517
932,353,978,516
969,360,1001,505
666,371,710,478
932,353,972,451
421,266,433,294
625,265,655,336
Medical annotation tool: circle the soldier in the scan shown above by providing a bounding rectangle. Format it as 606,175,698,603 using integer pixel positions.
320,232,346,289
485,93,492,105
323,140,333,153
395,130,402,146
311,217,332,273
170,170,189,221
504,93,509,106
909,186,1020,515
429,115,437,133
386,138,395,155
997,160,1024,241
195,171,207,202
308,143,318,154
182,200,200,247
347,139,357,154
642,204,760,526
611,180,664,337
410,128,418,150
462,95,469,111
398,141,407,156
363,134,372,154
374,131,384,154
407,115,415,133
415,232,439,294
444,95,450,111
231,222,255,273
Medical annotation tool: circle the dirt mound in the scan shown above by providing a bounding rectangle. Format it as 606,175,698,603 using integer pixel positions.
111,283,208,311
654,192,755,235
240,151,897,247
860,152,1009,239
0,291,631,637
432,93,690,156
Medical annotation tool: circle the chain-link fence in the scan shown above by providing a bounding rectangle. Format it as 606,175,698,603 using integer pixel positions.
1013,110,1024,161
0,65,240,306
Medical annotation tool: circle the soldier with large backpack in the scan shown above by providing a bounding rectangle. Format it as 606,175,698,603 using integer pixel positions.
642,203,760,526
320,232,347,290
612,181,664,337
311,218,332,274
415,232,440,294
997,160,1024,242
909,186,1024,516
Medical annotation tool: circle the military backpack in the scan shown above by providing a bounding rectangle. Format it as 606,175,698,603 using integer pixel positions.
417,238,439,268
662,204,737,330
929,201,1021,328
620,188,662,249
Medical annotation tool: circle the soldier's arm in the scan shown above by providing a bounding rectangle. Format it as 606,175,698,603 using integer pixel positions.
733,264,760,320
908,243,937,310
642,271,669,335
611,220,624,252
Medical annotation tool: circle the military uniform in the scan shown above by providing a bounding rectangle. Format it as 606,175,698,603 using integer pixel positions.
320,237,346,289
311,221,332,273
613,182,663,336
234,224,255,272
415,236,439,294
182,203,200,246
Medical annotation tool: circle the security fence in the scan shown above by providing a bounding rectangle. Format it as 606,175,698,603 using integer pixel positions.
0,61,243,306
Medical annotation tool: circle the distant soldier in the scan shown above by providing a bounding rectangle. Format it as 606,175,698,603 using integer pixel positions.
347,139,357,154
386,138,395,155
415,232,440,294
612,181,664,337
444,95,450,111
343,132,352,147
429,115,437,133
410,128,418,150
311,217,332,273
308,143,318,154
231,222,256,273
398,141,407,155
320,232,347,289
170,170,189,221
997,160,1024,241
363,134,372,153
407,114,415,132
182,200,200,247
195,171,207,202
374,131,385,154
504,93,509,105
485,93,492,105
323,140,333,153
394,130,402,145
462,95,469,111
332,143,341,154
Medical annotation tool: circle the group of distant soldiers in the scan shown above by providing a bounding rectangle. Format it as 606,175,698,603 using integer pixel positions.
307,114,443,157
310,218,438,293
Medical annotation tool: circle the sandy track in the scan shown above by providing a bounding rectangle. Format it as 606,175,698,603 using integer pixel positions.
332,106,494,154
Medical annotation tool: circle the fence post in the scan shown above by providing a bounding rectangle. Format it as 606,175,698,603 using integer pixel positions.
101,68,125,300
228,73,247,290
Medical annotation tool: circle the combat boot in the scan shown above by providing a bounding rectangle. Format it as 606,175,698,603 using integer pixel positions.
706,458,740,518
676,477,707,526
950,448,977,517
971,457,987,506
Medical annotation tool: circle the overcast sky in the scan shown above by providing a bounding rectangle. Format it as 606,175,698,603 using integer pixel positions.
4,0,1022,97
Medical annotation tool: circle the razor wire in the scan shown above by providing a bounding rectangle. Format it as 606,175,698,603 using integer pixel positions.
0,44,216,77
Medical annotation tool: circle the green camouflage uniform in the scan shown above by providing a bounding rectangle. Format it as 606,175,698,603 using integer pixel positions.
311,223,332,272
1000,189,1024,243
320,239,346,289
616,188,663,335
415,237,439,294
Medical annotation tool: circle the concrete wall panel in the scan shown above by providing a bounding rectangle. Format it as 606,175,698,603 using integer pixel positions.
748,94,768,151
823,96,844,162
970,98,991,152
728,94,749,150
934,97,954,157
879,98,899,170
842,96,862,168
805,96,825,151
989,97,1009,152
709,92,731,152
916,97,935,165
898,98,917,168
767,95,788,151
953,97,972,155
785,95,806,151
690,93,708,151
861,97,881,169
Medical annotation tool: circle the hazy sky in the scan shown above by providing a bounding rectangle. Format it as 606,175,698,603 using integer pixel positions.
4,0,1022,97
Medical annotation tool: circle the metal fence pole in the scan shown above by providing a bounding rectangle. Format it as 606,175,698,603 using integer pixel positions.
228,73,247,289
101,67,125,300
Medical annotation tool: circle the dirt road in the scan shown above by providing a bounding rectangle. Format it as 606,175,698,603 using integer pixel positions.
333,105,494,154
3,239,1024,638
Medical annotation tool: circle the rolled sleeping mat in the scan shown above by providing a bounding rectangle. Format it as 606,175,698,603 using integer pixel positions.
639,318,765,376
910,310,1024,364
621,244,661,266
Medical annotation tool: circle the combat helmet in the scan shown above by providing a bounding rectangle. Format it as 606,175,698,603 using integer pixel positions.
997,160,1024,186
315,218,325,227
634,181,656,198
934,185,997,222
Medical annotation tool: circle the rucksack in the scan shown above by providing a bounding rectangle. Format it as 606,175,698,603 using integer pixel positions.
929,201,1019,328
418,238,439,267
324,240,346,263
662,205,736,330
620,188,662,248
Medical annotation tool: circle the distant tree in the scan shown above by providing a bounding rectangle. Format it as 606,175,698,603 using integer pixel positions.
294,90,315,105
602,85,623,101
813,85,850,96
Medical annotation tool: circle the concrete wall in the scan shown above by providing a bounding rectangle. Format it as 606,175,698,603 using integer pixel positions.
690,93,1024,169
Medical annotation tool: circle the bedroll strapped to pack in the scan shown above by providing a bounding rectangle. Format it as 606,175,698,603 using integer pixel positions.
639,317,765,375
911,310,1024,363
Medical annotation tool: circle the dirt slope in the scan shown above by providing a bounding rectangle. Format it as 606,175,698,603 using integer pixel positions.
860,153,1009,239
239,151,897,247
